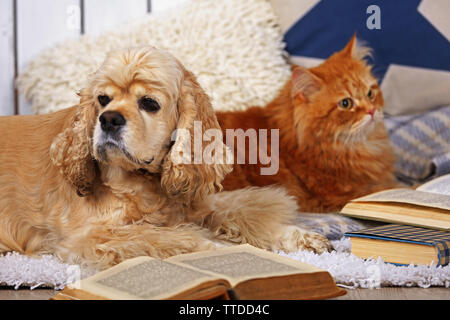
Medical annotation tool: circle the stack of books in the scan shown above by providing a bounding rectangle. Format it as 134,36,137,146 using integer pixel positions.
340,174,450,266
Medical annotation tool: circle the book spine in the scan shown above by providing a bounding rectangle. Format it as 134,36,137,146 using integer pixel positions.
435,241,450,266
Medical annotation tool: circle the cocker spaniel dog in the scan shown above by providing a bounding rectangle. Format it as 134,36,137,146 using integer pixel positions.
0,47,330,269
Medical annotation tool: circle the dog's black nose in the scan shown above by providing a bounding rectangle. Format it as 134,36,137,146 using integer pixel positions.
99,111,126,132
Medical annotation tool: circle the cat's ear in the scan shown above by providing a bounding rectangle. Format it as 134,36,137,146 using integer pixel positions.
291,66,322,102
342,33,357,57
341,33,372,61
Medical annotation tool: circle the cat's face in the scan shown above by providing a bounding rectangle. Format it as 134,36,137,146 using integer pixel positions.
292,35,384,145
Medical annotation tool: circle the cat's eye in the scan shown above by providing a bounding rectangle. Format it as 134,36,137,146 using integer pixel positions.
367,89,375,100
338,98,354,110
98,95,112,107
138,97,160,113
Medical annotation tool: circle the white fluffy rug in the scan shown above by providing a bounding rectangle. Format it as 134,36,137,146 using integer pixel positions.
1,237,449,290
0,252,95,290
281,238,450,289
17,0,290,114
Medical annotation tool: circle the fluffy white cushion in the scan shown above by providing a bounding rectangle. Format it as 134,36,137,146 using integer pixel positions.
17,0,290,114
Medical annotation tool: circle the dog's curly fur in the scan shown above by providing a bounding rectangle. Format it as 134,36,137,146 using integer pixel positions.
0,47,330,269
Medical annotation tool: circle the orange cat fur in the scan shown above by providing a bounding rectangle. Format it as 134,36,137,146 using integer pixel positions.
216,36,398,212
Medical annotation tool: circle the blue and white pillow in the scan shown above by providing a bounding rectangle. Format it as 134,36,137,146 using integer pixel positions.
271,0,450,116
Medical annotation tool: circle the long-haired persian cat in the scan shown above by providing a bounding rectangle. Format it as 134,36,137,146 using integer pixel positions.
217,35,398,212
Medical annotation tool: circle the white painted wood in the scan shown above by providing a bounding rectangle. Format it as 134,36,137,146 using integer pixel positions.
151,0,188,13
84,0,148,36
0,0,15,115
16,0,80,114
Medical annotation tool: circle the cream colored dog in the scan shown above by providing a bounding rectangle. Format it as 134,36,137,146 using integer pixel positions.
0,47,330,269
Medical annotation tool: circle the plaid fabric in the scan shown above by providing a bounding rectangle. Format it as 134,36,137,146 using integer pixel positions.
346,224,450,266
292,213,379,240
385,105,450,184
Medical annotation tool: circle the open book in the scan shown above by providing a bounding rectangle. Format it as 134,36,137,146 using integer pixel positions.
340,174,450,231
52,244,345,300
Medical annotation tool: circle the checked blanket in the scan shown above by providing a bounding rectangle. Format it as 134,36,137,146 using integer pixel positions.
385,105,450,184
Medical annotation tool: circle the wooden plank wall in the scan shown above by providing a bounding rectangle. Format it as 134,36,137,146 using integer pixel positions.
84,0,148,36
0,0,187,115
16,0,81,114
0,0,16,115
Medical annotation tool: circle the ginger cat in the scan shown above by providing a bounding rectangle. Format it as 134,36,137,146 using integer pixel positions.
216,35,398,212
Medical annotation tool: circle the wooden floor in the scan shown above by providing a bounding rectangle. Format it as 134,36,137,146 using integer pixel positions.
0,287,449,300
334,287,450,300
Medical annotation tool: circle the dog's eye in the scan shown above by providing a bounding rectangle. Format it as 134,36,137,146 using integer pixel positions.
98,95,112,107
139,97,160,113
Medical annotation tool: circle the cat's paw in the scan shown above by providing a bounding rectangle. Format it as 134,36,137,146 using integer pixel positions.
274,226,332,254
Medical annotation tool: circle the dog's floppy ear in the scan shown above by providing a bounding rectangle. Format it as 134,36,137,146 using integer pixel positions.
50,88,97,197
161,70,232,205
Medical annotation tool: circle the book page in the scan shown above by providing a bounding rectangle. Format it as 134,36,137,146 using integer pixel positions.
68,257,219,300
352,188,450,211
167,244,324,287
417,174,450,196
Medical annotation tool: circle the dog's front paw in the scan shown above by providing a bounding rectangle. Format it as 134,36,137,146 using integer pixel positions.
274,226,332,254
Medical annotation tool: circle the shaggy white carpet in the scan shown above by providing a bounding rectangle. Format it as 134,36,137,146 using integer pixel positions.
1,237,449,290
17,0,290,114
281,238,450,289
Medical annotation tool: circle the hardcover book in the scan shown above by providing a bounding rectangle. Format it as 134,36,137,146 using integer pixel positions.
51,244,345,300
345,224,450,266
340,174,450,231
